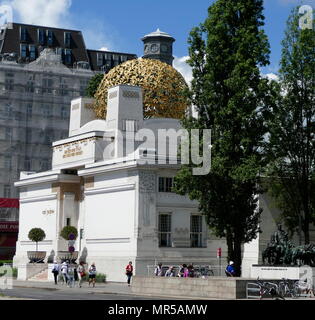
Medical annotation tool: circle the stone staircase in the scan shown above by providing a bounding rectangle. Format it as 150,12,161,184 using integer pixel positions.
28,268,48,282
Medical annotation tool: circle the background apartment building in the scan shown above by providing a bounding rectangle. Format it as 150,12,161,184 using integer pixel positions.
0,23,136,259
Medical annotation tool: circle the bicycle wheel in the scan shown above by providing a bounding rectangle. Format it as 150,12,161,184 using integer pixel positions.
278,282,286,297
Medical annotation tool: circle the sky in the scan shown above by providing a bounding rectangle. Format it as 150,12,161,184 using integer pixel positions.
1,0,314,83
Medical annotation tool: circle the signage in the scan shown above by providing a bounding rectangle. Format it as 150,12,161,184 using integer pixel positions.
0,222,18,233
217,247,222,258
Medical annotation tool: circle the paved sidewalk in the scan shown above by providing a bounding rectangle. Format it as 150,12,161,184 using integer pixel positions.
12,279,133,296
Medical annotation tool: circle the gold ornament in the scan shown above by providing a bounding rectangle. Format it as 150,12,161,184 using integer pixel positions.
93,58,189,119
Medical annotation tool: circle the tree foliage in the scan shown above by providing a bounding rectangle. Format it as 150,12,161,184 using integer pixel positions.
174,0,272,275
266,7,315,243
86,73,104,98
60,226,78,241
28,228,46,251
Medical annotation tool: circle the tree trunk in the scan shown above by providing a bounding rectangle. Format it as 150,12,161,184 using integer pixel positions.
36,242,38,252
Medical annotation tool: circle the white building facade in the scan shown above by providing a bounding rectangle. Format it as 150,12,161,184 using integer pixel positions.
14,84,228,282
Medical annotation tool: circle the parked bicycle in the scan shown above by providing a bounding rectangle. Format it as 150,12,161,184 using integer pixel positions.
256,278,285,300
278,278,299,298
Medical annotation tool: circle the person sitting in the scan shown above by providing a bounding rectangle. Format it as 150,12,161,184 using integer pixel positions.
225,261,236,277
164,266,175,277
154,263,163,276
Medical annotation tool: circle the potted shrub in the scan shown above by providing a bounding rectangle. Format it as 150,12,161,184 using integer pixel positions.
27,228,46,263
58,226,79,263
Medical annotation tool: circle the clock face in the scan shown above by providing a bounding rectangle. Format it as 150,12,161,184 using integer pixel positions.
161,44,168,53
150,43,159,53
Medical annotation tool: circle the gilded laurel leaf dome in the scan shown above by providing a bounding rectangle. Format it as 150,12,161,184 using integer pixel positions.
93,58,189,119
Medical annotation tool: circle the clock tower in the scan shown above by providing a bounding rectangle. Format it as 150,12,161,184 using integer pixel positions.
142,29,175,66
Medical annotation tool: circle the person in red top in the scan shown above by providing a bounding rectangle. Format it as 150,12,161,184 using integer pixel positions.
125,261,133,286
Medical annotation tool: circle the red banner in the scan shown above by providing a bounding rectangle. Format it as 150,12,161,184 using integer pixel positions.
0,222,19,233
0,234,17,246
0,198,19,208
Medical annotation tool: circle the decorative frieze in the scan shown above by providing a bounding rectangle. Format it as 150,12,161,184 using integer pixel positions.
139,171,156,193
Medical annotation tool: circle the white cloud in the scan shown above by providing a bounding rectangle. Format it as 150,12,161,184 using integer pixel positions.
262,73,280,81
99,47,110,52
10,0,72,28
173,56,193,86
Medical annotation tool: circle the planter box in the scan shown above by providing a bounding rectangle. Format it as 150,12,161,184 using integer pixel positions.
27,251,46,263
57,251,78,263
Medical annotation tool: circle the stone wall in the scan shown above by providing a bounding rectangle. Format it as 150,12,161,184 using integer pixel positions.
131,276,251,299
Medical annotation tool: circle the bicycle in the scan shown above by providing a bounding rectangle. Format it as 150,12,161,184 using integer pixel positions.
278,278,299,298
256,278,285,300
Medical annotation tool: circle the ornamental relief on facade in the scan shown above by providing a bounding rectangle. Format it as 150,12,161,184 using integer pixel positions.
139,171,156,193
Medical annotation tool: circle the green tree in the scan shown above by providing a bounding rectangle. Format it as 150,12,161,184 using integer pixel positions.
174,0,271,275
28,228,46,251
266,7,315,244
86,73,104,98
60,226,78,240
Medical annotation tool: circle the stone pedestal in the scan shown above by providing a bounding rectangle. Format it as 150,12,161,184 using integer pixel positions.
251,265,315,284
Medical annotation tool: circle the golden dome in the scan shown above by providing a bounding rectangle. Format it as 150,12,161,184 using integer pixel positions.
93,58,189,119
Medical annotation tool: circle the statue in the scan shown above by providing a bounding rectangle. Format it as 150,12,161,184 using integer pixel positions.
262,224,294,265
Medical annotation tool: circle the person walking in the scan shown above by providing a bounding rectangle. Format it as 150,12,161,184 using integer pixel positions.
77,261,86,288
60,261,69,285
67,264,75,288
52,260,60,285
125,261,133,286
88,262,97,287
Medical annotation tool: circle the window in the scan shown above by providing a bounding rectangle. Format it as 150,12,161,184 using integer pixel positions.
158,214,172,247
80,79,88,96
40,159,49,171
20,44,28,58
59,78,68,96
42,104,52,118
29,45,36,60
24,157,31,171
66,218,71,226
26,129,32,143
4,103,12,118
158,177,174,192
190,215,203,248
20,27,28,42
64,49,72,65
64,32,71,47
5,73,14,90
38,29,45,45
46,30,54,46
42,78,53,94
4,156,11,169
26,80,35,93
5,127,12,140
61,106,69,120
97,53,104,66
122,120,138,132
3,185,11,198
26,103,32,117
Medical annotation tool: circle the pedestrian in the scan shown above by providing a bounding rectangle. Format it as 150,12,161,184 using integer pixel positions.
225,261,236,277
177,264,184,277
188,263,195,277
164,266,175,277
60,261,69,285
183,264,189,277
125,261,133,286
51,260,59,285
74,264,79,287
88,262,97,287
67,264,75,287
154,263,163,276
77,261,86,288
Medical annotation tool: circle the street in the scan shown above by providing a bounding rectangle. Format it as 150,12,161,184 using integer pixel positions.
0,287,165,300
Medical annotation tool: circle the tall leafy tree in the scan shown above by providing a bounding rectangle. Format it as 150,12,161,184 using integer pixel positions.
266,7,315,244
174,0,271,275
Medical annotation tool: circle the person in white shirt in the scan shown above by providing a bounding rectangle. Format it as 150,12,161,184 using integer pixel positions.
52,261,59,285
